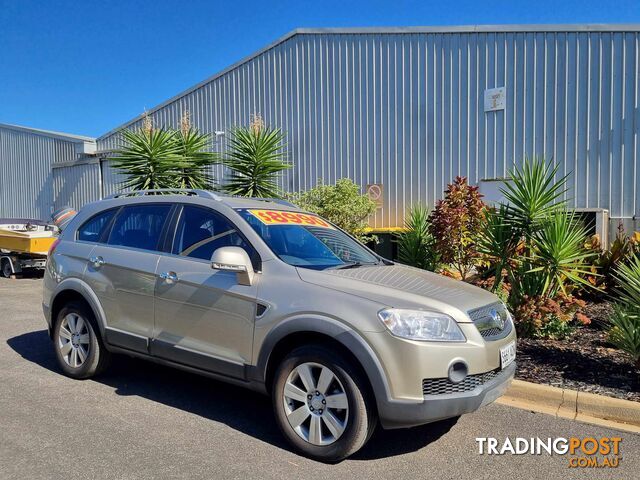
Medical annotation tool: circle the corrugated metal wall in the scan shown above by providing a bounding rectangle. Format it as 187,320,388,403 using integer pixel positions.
97,28,640,229
52,161,102,211
0,126,66,219
0,125,100,220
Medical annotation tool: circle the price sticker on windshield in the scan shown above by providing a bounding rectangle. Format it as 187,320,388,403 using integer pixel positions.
248,209,335,229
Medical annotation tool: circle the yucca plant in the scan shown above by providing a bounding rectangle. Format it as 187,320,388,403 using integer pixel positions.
477,204,519,291
222,116,290,198
172,113,218,189
501,157,569,238
111,124,180,191
613,253,640,306
606,254,640,369
608,304,640,369
529,211,595,296
396,205,439,271
508,261,548,303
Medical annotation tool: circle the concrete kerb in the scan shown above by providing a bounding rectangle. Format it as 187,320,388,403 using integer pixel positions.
496,380,640,434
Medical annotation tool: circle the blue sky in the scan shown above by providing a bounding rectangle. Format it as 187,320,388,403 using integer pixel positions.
1,0,638,137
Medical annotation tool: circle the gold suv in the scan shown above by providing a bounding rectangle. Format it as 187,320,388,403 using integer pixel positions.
43,189,516,462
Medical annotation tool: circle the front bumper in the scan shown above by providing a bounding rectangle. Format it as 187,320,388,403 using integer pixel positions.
378,362,516,429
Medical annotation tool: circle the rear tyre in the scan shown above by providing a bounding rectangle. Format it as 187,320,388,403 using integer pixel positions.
53,301,111,379
272,344,376,462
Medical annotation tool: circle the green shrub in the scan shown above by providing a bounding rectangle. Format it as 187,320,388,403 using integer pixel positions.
291,178,377,243
536,316,577,340
396,205,439,271
428,176,485,280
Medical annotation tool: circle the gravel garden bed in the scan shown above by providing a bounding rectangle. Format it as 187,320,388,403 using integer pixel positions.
515,302,639,402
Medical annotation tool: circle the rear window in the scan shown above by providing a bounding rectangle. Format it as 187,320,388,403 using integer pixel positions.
107,204,171,251
77,209,117,243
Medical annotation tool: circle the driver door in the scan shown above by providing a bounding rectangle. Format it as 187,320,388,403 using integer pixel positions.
151,205,259,379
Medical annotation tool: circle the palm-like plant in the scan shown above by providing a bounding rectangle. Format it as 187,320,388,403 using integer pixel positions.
608,304,640,369
477,204,519,291
501,157,568,237
607,253,640,369
508,261,548,302
172,125,218,189
111,127,180,191
397,205,439,271
222,120,290,198
613,253,640,306
529,211,595,296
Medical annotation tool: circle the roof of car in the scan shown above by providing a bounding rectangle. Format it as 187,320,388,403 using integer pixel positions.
219,196,300,210
101,190,303,212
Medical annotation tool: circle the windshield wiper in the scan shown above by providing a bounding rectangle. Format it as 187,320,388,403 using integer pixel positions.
332,261,378,270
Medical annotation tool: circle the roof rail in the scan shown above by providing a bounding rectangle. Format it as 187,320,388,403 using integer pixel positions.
253,197,298,208
105,189,222,200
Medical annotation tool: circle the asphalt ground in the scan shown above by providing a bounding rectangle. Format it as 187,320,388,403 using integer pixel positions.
1,277,638,479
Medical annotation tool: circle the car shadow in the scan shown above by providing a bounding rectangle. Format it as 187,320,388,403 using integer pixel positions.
7,329,456,461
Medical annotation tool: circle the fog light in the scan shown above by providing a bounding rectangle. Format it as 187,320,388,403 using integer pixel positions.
448,361,468,384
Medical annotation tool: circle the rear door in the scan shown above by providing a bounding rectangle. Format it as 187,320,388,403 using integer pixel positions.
83,203,173,353
151,204,259,378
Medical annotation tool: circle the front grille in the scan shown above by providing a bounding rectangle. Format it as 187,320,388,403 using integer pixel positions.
479,326,504,338
422,368,502,395
468,302,512,340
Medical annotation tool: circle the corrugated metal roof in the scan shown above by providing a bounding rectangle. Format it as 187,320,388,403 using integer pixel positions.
0,123,95,143
98,24,640,141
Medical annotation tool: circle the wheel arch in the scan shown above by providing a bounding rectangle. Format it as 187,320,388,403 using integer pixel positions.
254,317,392,410
49,278,107,339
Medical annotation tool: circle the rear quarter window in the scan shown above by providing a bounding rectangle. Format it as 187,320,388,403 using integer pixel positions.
77,209,117,243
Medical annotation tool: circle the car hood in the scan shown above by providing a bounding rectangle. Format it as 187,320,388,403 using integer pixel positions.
296,264,500,322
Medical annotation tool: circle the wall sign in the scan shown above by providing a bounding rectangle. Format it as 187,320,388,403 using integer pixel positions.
366,184,384,209
484,87,506,112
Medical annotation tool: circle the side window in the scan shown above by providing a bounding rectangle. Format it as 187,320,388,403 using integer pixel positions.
172,206,254,262
77,209,116,243
107,204,171,251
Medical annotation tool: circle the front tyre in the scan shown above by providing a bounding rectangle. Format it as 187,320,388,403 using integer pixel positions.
53,301,110,379
272,345,376,462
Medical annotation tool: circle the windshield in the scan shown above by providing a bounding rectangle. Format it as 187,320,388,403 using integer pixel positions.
237,209,381,270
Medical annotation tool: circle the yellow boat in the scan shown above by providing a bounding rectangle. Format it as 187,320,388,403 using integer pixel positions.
0,220,57,256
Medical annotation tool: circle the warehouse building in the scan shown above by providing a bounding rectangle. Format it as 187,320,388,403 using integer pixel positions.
0,123,98,220
2,25,640,239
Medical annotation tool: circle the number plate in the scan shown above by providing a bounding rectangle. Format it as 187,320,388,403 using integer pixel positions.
500,341,516,369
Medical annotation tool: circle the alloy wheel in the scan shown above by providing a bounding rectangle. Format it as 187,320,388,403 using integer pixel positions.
57,313,91,368
282,362,349,446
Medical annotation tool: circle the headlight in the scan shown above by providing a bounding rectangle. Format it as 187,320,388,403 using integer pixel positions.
378,308,466,342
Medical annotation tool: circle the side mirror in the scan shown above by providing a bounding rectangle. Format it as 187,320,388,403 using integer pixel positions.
211,246,254,286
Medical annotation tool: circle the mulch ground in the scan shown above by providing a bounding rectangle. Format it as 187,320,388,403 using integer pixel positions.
515,302,640,402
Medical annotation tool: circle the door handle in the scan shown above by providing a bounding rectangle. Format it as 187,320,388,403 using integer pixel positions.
159,271,178,283
89,256,105,268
